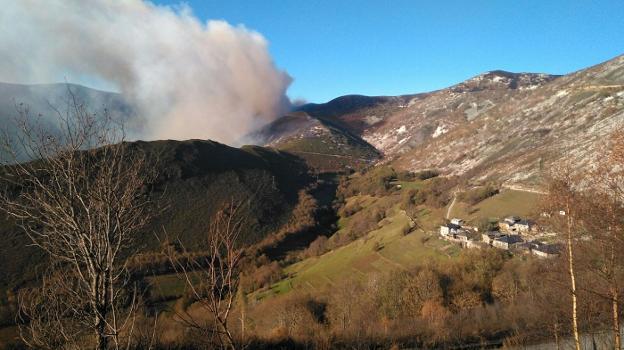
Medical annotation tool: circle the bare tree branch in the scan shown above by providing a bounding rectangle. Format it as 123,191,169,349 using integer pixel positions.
0,86,156,349
165,200,246,350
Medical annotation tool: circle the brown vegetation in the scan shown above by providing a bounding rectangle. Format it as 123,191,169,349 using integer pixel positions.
166,202,245,350
2,96,624,349
459,184,500,205
0,97,156,349
229,250,572,349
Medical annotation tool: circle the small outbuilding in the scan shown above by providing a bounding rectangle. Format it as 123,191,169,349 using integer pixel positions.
450,218,465,226
532,244,561,258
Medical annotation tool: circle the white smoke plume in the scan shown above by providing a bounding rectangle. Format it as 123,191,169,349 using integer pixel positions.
0,0,292,144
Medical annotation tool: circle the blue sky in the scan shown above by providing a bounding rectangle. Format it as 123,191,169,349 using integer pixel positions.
155,0,624,103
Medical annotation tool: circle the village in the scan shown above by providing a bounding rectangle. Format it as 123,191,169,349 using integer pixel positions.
439,215,561,258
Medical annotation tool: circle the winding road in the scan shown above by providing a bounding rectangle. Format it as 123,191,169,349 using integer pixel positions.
446,190,459,219
501,184,547,195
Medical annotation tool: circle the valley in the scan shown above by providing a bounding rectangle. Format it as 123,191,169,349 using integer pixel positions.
2,1,624,349
1,53,624,349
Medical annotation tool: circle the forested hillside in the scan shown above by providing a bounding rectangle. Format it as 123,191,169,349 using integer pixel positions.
0,139,313,295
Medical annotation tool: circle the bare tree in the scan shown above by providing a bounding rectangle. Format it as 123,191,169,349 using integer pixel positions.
582,130,624,350
602,130,624,350
17,266,86,349
166,201,245,350
543,169,583,350
0,90,155,349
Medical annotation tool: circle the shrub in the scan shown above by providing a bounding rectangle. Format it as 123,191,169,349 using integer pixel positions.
351,216,379,236
401,190,422,219
338,166,397,197
401,223,413,235
477,217,499,232
241,261,283,291
420,177,455,208
304,236,328,257
459,185,499,205
400,177,457,210
414,169,440,180
339,202,363,217
396,170,415,181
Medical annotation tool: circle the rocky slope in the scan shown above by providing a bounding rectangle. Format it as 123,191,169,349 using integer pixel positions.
259,54,624,185
346,71,559,156
391,55,624,184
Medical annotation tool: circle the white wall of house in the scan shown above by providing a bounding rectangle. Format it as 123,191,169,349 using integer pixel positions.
440,226,450,236
492,240,509,250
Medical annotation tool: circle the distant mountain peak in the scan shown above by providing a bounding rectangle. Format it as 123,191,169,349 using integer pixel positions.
454,70,560,92
251,54,624,184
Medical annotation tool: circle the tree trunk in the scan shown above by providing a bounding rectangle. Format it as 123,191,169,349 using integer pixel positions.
566,209,581,350
609,223,621,350
96,315,108,350
95,271,110,350
218,318,236,350
613,287,621,350
240,311,245,345
554,321,560,350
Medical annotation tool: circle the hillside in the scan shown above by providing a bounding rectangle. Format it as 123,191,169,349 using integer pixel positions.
254,165,542,298
0,82,134,131
2,55,624,349
0,139,314,293
255,54,624,187
358,71,559,156
248,111,380,171
391,55,624,184
0,82,136,162
289,73,557,156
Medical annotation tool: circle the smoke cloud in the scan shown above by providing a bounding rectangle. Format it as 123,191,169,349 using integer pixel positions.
0,0,292,144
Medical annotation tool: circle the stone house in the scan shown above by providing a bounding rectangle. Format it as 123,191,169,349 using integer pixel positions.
492,235,524,250
482,231,504,245
440,223,462,237
515,219,535,233
499,216,520,232
450,218,465,226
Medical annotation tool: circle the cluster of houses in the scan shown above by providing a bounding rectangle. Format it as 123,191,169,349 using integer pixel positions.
440,216,560,258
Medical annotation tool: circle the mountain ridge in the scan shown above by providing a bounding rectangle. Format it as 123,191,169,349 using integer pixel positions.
3,54,624,185
256,54,624,186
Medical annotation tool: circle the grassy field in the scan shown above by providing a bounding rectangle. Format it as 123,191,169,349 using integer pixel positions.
143,182,541,305
254,185,540,301
393,179,425,190
257,199,456,299
449,189,541,223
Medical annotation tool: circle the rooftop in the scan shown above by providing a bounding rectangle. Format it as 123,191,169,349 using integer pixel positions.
444,223,462,230
495,235,524,244
504,216,521,223
534,244,560,254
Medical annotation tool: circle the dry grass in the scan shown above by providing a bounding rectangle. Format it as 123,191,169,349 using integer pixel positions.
449,189,540,223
